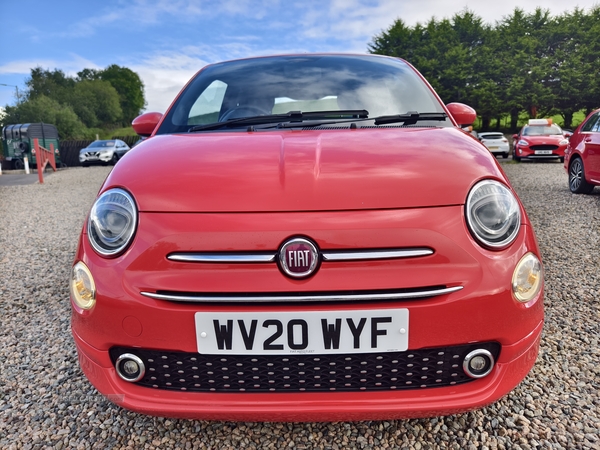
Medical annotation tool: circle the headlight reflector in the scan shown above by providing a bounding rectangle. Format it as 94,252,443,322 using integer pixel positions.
71,261,96,310
88,188,137,256
512,253,543,302
466,180,521,249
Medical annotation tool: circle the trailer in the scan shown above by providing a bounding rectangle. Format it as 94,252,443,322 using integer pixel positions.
1,123,64,170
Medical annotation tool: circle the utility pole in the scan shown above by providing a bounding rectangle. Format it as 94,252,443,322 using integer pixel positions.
0,83,20,104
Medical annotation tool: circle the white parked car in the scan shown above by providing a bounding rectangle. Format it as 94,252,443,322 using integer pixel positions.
478,132,510,159
79,139,131,167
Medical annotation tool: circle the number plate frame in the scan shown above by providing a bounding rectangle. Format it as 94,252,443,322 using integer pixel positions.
195,309,409,355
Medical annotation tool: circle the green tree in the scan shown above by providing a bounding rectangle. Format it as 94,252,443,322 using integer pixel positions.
492,8,555,130
1,95,86,139
578,6,600,115
2,64,147,138
543,8,593,128
369,10,489,107
26,68,75,104
368,6,600,131
71,80,122,128
97,65,145,124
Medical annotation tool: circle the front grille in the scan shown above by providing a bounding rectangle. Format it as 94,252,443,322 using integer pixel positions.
109,342,500,393
141,285,463,304
530,144,558,151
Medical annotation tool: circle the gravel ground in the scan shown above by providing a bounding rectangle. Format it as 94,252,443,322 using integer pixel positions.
0,162,599,449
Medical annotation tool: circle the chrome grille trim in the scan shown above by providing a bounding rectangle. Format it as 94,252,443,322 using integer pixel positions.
140,286,463,303
168,253,276,263
167,247,433,264
322,248,433,261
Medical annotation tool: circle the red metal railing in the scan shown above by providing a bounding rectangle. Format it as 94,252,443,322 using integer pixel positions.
33,138,57,184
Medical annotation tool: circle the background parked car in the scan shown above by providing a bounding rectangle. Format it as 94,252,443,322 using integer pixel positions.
564,108,600,193
478,132,510,158
512,119,568,162
562,129,573,139
79,139,130,167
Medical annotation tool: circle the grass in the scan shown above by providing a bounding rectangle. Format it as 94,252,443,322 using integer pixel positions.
474,110,588,132
101,126,137,139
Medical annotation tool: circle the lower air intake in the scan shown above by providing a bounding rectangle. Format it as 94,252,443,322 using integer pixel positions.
110,342,500,393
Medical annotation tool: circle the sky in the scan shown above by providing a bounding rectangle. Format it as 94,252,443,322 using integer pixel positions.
1,0,599,115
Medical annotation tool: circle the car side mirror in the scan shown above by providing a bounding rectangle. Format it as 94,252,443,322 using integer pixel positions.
512,134,518,140
132,112,163,137
446,103,476,127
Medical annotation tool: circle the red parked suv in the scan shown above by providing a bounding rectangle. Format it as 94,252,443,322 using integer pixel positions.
565,109,600,193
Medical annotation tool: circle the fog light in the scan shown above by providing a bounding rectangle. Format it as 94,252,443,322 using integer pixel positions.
463,349,494,378
116,354,145,382
512,252,543,303
70,262,96,310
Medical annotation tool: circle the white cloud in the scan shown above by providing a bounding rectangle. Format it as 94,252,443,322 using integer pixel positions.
131,52,211,113
0,54,100,77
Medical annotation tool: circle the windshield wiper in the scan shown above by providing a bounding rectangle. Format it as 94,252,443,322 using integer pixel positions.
373,111,447,126
189,110,369,132
273,111,449,129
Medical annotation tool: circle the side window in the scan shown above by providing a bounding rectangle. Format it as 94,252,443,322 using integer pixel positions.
188,80,228,125
592,116,600,132
581,113,600,132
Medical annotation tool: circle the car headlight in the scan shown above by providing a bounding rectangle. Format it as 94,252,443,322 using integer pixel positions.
466,180,521,249
559,139,569,145
88,188,137,256
517,140,529,147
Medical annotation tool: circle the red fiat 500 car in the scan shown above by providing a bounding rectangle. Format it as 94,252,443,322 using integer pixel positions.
512,119,568,162
564,109,600,194
70,54,544,422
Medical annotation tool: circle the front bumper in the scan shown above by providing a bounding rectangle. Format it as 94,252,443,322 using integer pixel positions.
71,206,544,420
515,147,566,160
73,320,542,421
80,152,114,164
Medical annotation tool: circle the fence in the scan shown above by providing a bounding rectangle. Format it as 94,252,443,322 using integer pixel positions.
33,138,57,183
59,136,140,167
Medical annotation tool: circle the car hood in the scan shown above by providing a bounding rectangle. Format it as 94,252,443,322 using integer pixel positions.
104,128,506,212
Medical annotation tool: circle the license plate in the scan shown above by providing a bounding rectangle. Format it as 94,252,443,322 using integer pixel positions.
86,156,99,160
535,150,552,155
195,309,409,355
488,146,498,150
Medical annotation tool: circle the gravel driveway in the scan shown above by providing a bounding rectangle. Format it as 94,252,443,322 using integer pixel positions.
1,161,598,449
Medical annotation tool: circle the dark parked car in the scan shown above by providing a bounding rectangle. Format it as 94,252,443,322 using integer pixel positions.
564,109,600,193
79,139,130,166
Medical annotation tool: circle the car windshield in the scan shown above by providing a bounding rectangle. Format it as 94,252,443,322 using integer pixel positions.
157,55,449,134
88,140,115,148
523,125,563,136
